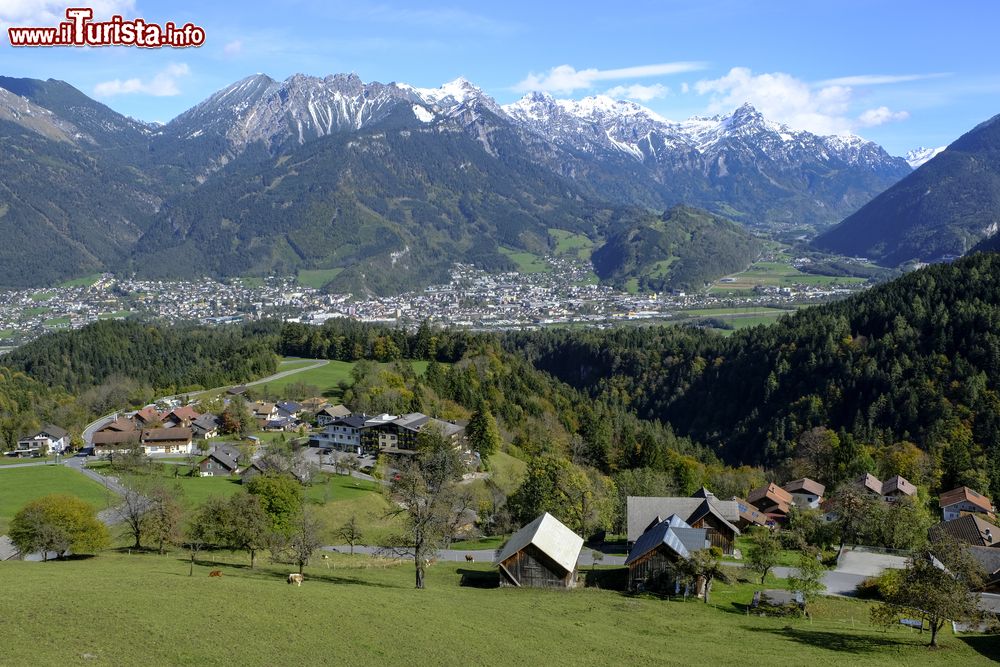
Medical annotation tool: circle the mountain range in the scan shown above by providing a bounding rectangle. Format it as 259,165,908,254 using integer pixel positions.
0,72,915,293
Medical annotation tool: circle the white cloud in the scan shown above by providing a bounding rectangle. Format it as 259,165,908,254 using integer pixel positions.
605,83,669,102
857,106,910,127
515,61,707,94
0,0,135,28
223,40,243,55
94,63,191,98
695,67,910,135
818,73,948,87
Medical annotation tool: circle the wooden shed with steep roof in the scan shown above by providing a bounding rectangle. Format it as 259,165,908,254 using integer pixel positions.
494,513,583,589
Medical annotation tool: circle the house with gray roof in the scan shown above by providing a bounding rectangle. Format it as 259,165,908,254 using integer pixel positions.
494,512,583,589
627,493,740,554
626,515,708,592
15,424,70,456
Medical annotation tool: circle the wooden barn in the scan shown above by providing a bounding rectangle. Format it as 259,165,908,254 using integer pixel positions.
627,493,741,555
494,513,584,589
626,515,709,593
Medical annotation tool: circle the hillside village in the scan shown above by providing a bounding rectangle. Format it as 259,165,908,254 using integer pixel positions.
8,392,1000,599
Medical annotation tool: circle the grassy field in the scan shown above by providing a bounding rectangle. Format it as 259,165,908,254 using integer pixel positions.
309,473,404,544
256,359,432,400
500,246,551,273
0,552,993,666
0,466,115,533
711,256,867,293
549,229,595,261
58,273,102,287
255,360,355,398
297,268,344,289
97,311,132,320
29,291,54,302
43,316,71,327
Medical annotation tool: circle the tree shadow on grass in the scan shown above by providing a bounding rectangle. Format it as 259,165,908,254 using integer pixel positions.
958,634,1000,661
744,625,920,654
581,567,628,591
167,557,402,588
458,568,499,588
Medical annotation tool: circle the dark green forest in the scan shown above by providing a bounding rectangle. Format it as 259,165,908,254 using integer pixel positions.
505,252,1000,498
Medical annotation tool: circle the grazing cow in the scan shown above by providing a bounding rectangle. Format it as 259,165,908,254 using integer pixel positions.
209,570,223,578
465,554,475,562
287,573,304,586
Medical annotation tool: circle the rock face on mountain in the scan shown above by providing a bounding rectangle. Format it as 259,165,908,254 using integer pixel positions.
503,94,911,227
816,113,1000,265
0,72,913,291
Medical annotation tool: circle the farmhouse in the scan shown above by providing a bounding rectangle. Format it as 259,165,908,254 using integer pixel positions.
881,475,917,501
747,483,793,522
494,512,583,589
939,486,995,521
626,493,740,554
199,446,241,477
134,406,163,426
930,514,999,548
140,427,194,455
732,497,770,529
14,424,70,456
163,405,200,428
626,515,708,593
316,404,352,426
92,421,141,455
191,413,221,439
969,547,1000,593
781,478,825,509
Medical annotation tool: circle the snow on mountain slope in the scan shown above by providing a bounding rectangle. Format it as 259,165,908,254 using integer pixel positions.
905,146,946,168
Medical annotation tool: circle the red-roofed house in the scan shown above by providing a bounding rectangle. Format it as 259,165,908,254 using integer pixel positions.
782,478,826,509
940,486,995,521
881,475,917,502
747,483,793,521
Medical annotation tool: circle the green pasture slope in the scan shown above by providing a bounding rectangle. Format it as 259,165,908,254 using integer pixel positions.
0,552,994,666
0,465,115,533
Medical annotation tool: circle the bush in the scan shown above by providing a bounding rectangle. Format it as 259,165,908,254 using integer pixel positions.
854,569,903,600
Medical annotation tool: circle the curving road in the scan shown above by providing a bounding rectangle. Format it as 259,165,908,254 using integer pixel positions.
81,359,330,444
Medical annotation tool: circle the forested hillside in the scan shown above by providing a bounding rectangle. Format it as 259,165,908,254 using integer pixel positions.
592,205,760,291
815,112,1000,264
3,320,278,395
506,252,1000,498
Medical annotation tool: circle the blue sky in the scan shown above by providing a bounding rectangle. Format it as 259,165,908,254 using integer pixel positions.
1,0,997,154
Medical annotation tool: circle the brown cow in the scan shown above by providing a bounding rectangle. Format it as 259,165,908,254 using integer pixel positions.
287,573,304,586
209,570,223,578
465,554,475,562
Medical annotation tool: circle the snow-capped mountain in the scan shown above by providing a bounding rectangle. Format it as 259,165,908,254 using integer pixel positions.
905,146,946,169
503,92,905,172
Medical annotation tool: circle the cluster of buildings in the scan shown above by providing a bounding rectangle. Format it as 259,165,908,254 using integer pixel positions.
310,411,465,456
0,246,872,352
493,488,743,596
734,473,919,526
